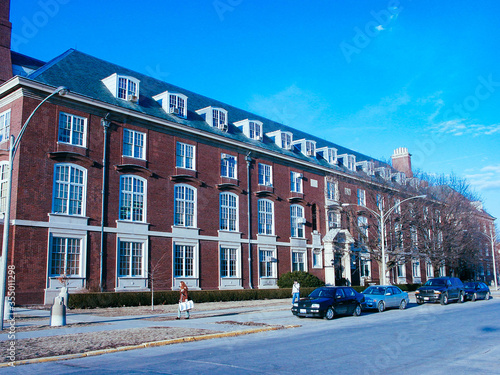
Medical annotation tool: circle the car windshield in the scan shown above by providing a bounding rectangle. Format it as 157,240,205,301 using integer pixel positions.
363,287,386,295
464,282,476,288
309,288,335,298
424,279,446,287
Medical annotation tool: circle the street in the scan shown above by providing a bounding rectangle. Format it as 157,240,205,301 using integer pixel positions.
5,298,500,374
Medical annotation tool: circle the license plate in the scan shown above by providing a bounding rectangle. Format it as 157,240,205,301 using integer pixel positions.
424,297,429,301
300,309,306,314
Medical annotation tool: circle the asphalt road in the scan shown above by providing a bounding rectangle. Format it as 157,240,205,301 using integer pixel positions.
6,298,500,374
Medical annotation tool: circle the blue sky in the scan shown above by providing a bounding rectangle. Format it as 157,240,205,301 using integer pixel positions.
10,0,500,222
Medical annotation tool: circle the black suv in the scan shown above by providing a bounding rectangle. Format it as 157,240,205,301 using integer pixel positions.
415,277,465,305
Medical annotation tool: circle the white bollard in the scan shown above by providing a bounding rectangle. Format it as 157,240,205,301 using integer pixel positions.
50,296,66,327
3,296,13,320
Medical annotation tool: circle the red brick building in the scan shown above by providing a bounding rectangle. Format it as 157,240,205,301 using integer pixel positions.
0,2,496,304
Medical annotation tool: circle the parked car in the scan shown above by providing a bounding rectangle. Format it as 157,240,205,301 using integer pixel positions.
464,282,491,301
361,285,409,312
291,286,364,320
415,277,465,305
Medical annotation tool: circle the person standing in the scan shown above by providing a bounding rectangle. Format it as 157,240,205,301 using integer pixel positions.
176,281,190,319
292,280,300,304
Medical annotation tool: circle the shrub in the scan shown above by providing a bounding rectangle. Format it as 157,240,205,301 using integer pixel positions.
277,271,325,288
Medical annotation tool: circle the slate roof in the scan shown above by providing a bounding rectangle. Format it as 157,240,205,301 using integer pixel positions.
26,48,391,175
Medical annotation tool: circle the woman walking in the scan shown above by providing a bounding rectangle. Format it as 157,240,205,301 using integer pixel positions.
176,281,190,319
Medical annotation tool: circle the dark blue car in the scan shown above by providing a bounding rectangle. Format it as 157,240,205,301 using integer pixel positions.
464,282,491,301
291,286,364,320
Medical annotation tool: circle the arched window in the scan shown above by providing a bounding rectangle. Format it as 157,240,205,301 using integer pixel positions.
174,184,196,227
258,199,274,235
52,163,87,216
119,175,146,222
220,192,238,231
290,204,305,238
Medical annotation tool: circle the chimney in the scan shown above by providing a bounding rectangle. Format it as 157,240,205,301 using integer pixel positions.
391,147,413,178
0,0,12,84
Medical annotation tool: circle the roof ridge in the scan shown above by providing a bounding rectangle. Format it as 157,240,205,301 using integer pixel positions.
28,48,76,79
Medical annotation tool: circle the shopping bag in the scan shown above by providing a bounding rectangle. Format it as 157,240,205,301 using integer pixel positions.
179,300,194,311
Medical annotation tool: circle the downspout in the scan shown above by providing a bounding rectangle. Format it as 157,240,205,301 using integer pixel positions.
245,153,253,289
99,114,111,292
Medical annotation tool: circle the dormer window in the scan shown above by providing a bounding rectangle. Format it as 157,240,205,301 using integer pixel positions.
292,139,316,157
102,73,140,103
317,147,337,165
234,119,263,140
356,160,375,176
266,130,293,150
196,107,228,132
153,91,187,118
375,167,391,180
338,154,356,171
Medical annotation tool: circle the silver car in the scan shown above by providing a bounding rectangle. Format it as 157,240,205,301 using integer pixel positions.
361,285,409,312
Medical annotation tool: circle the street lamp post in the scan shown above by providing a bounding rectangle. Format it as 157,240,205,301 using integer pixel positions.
478,227,498,291
0,86,69,330
343,194,426,285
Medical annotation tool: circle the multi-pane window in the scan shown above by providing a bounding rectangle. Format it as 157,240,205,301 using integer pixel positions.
397,262,406,278
305,141,315,156
213,109,226,128
118,77,138,99
174,244,194,277
281,132,292,149
0,162,9,213
259,249,275,277
426,262,433,278
412,260,421,277
258,199,274,235
220,192,238,231
290,205,305,238
360,257,370,277
123,128,146,159
169,94,186,117
53,164,86,216
292,251,305,271
220,247,237,277
327,210,340,229
326,180,338,200
118,241,143,277
358,216,368,241
220,154,237,178
50,237,81,276
176,142,195,170
249,121,262,140
174,184,196,227
258,163,272,186
290,171,303,193
58,112,86,147
357,189,366,206
119,175,145,222
0,109,10,143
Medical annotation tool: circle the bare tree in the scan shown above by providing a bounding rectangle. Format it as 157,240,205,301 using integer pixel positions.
148,252,170,311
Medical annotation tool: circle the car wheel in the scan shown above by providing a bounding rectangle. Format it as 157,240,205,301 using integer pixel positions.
325,307,335,320
399,299,407,310
472,293,477,302
485,292,490,300
353,304,362,317
416,299,424,305
458,292,464,303
440,294,448,305
377,301,385,313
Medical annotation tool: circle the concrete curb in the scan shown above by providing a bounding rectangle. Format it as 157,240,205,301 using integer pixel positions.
0,324,300,367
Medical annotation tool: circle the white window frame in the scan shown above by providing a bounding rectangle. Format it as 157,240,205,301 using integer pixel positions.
0,162,9,214
426,261,433,278
219,192,239,231
49,236,83,277
258,199,274,235
291,249,306,272
0,109,10,143
119,175,146,222
169,93,187,118
312,249,323,268
259,248,276,278
412,259,421,278
248,121,262,140
327,209,340,229
258,163,273,187
360,256,371,278
176,142,196,170
117,76,139,100
358,216,368,241
52,163,87,216
118,240,145,277
220,153,237,179
58,112,87,147
174,242,197,278
394,198,401,214
220,247,239,278
123,128,146,159
357,189,366,207
290,171,303,193
397,261,406,279
290,204,305,238
326,179,338,201
174,184,197,227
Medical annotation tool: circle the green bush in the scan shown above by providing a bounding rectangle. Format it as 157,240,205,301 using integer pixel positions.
277,271,325,288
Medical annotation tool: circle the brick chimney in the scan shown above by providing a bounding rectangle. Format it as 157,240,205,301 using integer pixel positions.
391,147,413,178
0,0,12,84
